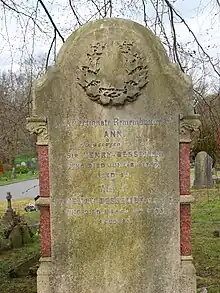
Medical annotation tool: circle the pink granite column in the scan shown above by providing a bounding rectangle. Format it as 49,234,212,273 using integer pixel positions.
179,115,200,292
38,146,51,257
179,143,191,256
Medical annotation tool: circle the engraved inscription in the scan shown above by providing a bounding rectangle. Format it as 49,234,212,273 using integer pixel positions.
59,117,168,224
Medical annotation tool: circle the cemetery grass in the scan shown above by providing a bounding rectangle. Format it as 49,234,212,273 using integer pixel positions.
192,189,220,293
0,236,40,293
0,198,39,222
0,172,39,186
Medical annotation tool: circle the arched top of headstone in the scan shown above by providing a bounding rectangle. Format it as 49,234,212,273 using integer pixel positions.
32,18,194,115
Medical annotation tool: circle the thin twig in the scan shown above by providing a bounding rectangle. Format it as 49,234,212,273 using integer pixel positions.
142,0,148,27
69,0,82,26
164,0,220,78
46,34,56,70
38,0,65,43
90,0,104,18
0,0,43,32
168,5,184,72
109,0,113,17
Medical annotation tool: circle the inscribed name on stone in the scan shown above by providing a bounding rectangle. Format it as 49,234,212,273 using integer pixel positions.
32,19,195,293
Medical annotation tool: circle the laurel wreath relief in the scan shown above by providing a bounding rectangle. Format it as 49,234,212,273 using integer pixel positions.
77,41,149,106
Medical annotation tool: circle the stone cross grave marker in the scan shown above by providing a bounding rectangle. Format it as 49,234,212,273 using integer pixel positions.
6,192,12,211
193,151,213,188
3,192,15,222
27,18,200,293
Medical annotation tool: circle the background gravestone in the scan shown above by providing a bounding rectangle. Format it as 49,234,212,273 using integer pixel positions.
28,19,199,293
193,151,213,188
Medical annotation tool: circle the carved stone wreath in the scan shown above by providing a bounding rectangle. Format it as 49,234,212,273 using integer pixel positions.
77,41,149,106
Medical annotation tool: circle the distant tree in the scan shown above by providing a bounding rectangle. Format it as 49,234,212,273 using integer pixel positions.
192,93,220,165
0,58,45,164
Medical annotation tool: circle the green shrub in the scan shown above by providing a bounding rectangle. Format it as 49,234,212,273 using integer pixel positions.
15,166,29,174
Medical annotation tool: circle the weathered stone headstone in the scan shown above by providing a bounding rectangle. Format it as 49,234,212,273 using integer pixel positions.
22,225,33,244
193,151,213,188
0,238,11,251
27,19,200,293
9,225,23,248
11,166,16,179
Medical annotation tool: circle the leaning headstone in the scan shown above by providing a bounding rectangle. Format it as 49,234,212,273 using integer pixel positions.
22,225,33,244
9,225,23,248
193,151,213,188
27,19,200,293
0,238,11,251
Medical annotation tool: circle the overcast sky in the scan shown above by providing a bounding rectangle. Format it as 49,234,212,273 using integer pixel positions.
0,0,219,89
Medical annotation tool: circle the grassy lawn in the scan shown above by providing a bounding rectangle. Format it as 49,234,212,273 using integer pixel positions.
0,172,39,186
0,198,39,221
192,189,220,292
0,237,40,293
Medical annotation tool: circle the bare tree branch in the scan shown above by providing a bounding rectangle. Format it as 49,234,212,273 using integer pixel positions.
0,0,43,32
38,0,65,43
142,0,148,27
86,1,111,23
69,0,82,26
90,0,104,18
164,0,220,78
149,0,173,58
109,0,113,17
46,31,56,70
167,4,184,72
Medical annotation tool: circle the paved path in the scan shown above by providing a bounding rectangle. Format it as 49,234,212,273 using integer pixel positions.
0,179,39,201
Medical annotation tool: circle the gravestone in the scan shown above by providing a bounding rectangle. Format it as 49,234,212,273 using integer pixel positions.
11,166,16,179
193,151,213,188
22,225,33,244
9,225,23,248
27,19,200,293
3,192,16,222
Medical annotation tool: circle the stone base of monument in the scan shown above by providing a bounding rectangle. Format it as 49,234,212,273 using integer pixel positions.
180,256,197,293
37,259,198,293
37,257,52,293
